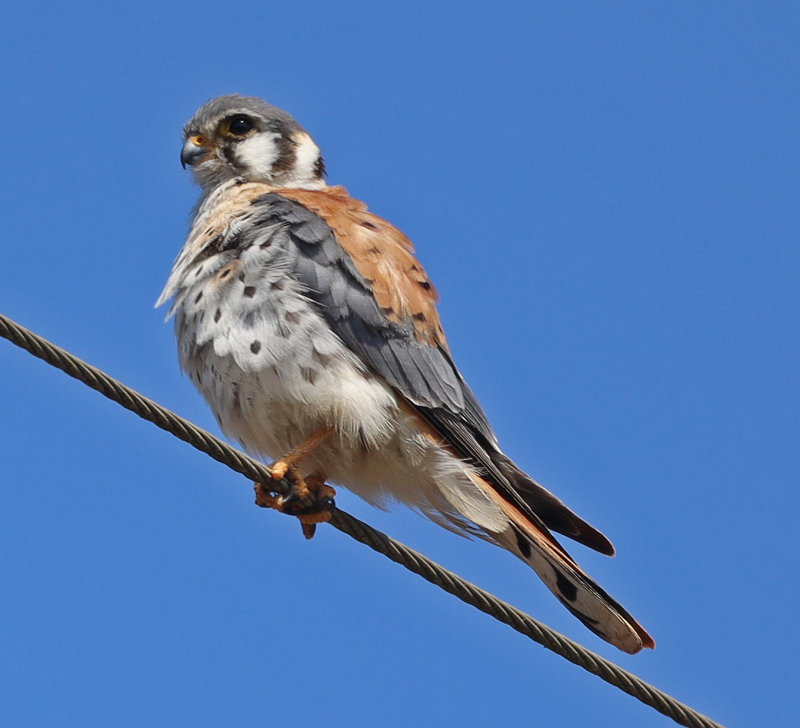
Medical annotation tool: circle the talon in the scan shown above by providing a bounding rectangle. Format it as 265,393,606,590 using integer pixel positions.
254,481,280,509
253,472,336,540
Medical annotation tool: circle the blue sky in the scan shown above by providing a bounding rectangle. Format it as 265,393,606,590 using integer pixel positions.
1,2,797,726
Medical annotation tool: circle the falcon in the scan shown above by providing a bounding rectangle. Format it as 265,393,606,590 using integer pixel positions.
157,94,654,653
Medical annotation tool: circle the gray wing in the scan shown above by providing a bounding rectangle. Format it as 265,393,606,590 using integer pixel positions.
248,193,505,461
241,193,613,553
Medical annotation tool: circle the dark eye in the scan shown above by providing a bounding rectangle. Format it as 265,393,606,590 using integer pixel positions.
227,114,254,136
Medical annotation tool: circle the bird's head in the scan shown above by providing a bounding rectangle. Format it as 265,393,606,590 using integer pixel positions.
180,94,326,191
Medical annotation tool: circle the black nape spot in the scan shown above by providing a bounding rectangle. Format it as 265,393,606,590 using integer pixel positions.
214,308,222,323
514,528,532,559
219,268,232,280
412,312,426,322
314,156,326,179
554,568,578,602
250,340,262,354
243,285,256,298
194,291,203,303
360,220,379,230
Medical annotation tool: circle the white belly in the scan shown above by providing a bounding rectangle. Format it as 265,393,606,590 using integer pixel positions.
164,190,507,536
175,297,505,536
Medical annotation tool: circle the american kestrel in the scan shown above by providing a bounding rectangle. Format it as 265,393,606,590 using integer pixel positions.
157,95,654,654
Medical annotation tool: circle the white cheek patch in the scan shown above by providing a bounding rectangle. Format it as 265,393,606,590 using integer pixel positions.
279,131,324,188
294,132,321,177
235,132,281,179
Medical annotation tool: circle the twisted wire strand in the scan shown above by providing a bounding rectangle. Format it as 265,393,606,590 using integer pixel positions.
0,312,723,728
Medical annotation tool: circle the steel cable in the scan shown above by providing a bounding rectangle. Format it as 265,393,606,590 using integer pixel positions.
0,312,724,728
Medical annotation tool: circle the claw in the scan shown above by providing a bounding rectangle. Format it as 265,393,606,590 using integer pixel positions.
254,471,335,539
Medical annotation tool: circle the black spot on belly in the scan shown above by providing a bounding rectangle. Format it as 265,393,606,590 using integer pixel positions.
194,291,203,303
300,367,318,384
221,233,241,251
214,308,222,323
250,340,262,354
243,285,256,298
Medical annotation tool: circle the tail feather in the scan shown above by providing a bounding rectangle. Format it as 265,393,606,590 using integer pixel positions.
468,469,655,653
493,452,616,556
501,518,655,653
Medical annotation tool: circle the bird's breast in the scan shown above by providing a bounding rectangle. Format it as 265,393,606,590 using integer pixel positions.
169,213,397,463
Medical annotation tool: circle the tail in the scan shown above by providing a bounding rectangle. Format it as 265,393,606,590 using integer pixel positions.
492,451,617,555
468,469,655,654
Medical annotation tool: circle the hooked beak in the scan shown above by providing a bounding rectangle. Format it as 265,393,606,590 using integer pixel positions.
180,135,212,169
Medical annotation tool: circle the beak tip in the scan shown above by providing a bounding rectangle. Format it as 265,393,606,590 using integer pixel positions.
180,139,210,169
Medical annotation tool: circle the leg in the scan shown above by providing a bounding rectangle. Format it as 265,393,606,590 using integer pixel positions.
270,425,333,482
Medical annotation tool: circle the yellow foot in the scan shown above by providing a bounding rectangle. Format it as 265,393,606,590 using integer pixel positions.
270,458,291,483
255,470,335,540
